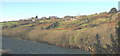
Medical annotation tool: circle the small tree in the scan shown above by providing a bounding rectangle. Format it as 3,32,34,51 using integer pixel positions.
109,8,117,14
109,8,117,22
117,21,120,53
110,34,118,53
118,13,120,19
94,33,104,54
35,16,38,19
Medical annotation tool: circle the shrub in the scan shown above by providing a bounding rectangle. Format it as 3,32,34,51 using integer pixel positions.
109,8,117,14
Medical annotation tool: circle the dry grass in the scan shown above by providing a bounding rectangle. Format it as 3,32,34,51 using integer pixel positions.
0,49,12,54
26,28,75,47
76,24,117,46
26,29,49,42
25,24,116,48
2,23,117,53
2,26,30,39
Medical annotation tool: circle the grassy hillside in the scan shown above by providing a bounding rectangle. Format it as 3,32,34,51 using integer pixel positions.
2,11,119,54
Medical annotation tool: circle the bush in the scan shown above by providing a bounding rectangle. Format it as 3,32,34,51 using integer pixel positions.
109,8,117,14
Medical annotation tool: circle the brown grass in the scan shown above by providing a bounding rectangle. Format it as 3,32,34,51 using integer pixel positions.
2,23,117,53
0,49,12,54
2,26,30,39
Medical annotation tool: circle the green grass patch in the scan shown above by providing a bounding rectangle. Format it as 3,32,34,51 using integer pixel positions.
37,20,51,23
2,21,18,27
